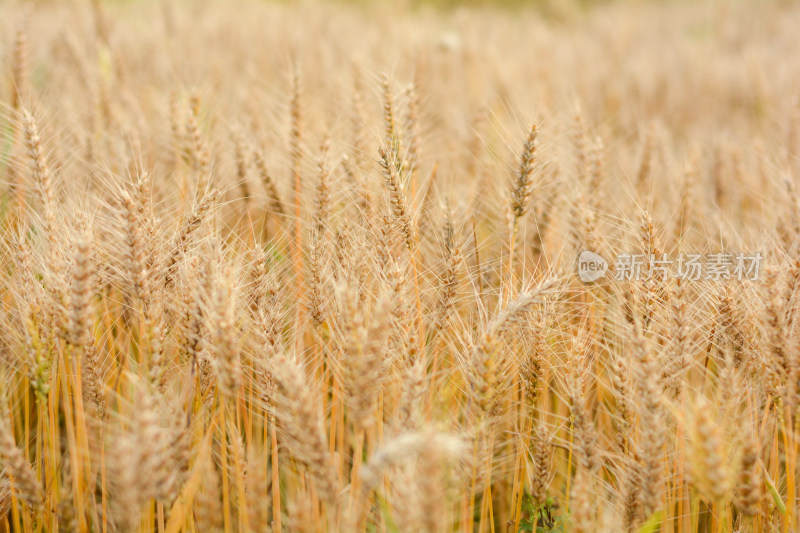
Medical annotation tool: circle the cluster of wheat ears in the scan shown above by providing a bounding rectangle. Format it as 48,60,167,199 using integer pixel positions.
0,0,799,531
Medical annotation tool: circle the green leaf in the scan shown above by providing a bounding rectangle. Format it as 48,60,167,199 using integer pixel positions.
373,493,402,533
763,465,786,515
635,510,663,533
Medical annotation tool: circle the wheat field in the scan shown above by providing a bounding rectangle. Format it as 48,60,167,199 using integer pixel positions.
0,0,799,531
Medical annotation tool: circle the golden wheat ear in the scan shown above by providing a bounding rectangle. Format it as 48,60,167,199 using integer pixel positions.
0,402,44,515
